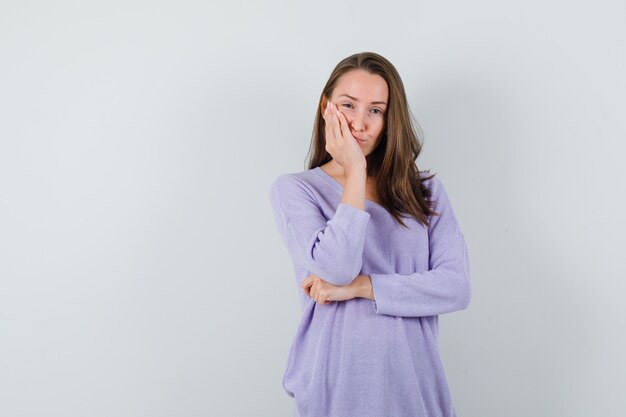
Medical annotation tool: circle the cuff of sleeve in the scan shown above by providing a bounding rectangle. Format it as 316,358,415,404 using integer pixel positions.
369,273,389,315
333,202,371,229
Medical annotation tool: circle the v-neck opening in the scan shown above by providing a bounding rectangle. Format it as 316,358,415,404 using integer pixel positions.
312,166,386,210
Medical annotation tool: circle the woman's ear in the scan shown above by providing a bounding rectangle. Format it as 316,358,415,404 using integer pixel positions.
320,95,328,114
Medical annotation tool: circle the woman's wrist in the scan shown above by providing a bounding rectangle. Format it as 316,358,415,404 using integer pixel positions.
343,161,367,178
341,166,368,211
352,274,374,300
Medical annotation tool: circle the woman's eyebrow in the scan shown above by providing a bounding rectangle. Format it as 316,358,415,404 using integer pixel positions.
338,93,387,105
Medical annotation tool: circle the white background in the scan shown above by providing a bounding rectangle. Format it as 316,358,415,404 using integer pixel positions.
1,1,625,416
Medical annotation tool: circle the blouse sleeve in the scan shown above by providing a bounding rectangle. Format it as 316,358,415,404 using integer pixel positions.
269,174,371,287
368,176,472,317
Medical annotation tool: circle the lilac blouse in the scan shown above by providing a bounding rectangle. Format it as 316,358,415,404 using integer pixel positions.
269,166,471,417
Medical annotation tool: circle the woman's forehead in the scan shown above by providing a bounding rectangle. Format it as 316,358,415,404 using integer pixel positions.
333,70,388,102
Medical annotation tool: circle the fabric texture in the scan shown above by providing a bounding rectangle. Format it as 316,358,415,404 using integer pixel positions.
269,166,471,417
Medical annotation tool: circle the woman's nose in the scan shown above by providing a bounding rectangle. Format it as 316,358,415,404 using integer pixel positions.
350,111,366,132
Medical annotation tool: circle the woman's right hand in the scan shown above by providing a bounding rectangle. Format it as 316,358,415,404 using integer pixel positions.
322,101,366,174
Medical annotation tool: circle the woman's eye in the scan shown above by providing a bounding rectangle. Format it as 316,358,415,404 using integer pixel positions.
342,103,354,109
371,108,382,115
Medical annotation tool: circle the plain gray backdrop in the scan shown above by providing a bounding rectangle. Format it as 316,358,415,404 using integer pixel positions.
1,1,625,416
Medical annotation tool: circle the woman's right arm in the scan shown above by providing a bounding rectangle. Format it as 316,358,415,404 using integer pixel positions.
269,174,370,287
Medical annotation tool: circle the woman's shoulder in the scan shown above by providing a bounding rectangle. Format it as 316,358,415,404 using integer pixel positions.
419,170,455,206
270,168,320,191
418,169,440,188
269,168,326,205
268,168,333,222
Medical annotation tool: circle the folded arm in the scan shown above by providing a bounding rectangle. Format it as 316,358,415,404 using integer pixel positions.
366,177,472,317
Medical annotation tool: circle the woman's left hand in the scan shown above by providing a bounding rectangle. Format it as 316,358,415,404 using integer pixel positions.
301,274,356,305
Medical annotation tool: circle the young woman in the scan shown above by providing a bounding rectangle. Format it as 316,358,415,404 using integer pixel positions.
269,52,471,417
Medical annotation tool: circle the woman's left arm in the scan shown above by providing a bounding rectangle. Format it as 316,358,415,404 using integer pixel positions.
360,176,472,317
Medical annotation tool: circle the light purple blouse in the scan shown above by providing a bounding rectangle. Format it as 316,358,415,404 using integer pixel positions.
269,166,471,417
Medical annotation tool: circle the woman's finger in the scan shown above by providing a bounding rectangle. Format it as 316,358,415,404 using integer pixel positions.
301,275,310,289
313,282,322,303
330,103,343,145
301,276,312,296
337,109,356,144
324,103,336,147
320,291,329,304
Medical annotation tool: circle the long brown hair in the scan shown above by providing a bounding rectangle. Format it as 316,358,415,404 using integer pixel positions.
306,51,438,228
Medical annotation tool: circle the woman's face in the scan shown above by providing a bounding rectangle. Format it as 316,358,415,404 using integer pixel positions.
324,69,389,156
